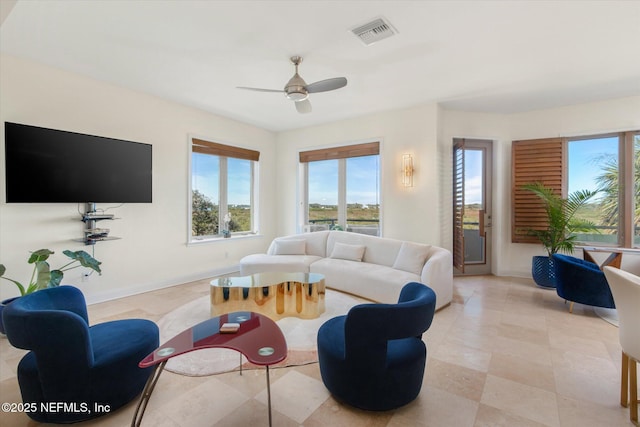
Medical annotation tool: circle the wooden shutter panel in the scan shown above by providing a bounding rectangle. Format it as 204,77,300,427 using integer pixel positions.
511,138,565,243
453,141,465,272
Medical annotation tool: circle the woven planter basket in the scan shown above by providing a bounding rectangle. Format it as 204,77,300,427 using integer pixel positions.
532,256,556,288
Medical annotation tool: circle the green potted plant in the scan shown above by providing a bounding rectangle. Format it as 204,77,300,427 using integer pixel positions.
521,182,599,288
0,249,102,333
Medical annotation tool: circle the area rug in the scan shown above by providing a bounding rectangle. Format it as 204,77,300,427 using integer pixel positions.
156,290,368,376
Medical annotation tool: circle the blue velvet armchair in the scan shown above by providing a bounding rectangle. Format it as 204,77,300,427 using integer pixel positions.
552,254,616,312
2,285,159,423
317,282,437,411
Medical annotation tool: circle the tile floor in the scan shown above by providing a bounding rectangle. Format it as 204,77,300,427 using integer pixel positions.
0,275,636,426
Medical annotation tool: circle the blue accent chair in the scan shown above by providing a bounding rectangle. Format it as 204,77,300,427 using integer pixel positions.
552,254,616,312
317,282,437,411
2,285,159,423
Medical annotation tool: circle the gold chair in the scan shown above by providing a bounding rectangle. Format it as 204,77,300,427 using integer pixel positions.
603,266,640,423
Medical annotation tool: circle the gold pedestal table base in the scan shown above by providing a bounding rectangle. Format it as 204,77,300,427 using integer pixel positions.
210,272,325,320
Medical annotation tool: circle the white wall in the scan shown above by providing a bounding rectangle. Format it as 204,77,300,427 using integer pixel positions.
0,54,278,303
275,104,443,245
441,96,640,277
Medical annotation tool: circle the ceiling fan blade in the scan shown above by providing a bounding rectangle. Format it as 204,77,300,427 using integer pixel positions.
305,77,347,93
295,99,312,114
236,86,285,93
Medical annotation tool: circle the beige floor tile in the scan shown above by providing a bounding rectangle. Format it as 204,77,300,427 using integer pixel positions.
425,358,487,401
496,322,550,347
488,353,556,393
214,398,299,427
480,374,560,427
161,377,249,426
549,329,616,361
556,395,631,427
255,370,329,423
474,403,550,427
388,385,479,427
489,334,554,367
500,310,549,332
553,364,620,406
430,339,492,373
303,397,393,427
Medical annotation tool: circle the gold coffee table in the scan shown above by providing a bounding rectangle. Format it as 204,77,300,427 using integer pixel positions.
210,272,325,320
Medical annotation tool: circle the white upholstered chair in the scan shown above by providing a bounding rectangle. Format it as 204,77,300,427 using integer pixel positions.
603,266,640,423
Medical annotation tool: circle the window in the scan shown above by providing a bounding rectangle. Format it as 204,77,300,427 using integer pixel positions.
512,131,639,248
300,142,380,236
190,138,259,241
568,135,619,244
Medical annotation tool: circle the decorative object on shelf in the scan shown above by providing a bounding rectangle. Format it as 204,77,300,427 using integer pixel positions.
521,182,599,288
402,154,414,187
0,249,102,334
223,213,232,238
80,202,120,245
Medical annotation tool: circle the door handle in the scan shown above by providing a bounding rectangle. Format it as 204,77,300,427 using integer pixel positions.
479,210,491,237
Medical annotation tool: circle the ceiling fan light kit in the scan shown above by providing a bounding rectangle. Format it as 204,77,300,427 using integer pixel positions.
237,56,347,114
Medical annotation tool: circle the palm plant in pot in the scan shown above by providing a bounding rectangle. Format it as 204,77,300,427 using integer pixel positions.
0,249,101,333
522,182,599,288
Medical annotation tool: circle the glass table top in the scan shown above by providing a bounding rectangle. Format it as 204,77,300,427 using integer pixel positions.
211,272,324,288
139,311,287,368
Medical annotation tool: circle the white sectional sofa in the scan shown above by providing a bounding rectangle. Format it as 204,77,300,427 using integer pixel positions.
239,230,453,310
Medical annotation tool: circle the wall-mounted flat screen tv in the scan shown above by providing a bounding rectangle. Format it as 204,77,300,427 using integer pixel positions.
5,122,152,203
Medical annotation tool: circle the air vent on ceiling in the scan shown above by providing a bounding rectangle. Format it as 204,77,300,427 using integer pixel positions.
351,17,397,46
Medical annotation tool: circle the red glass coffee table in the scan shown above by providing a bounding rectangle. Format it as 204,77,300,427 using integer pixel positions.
131,311,287,427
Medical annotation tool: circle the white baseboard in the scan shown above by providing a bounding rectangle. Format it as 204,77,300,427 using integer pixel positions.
496,269,532,280
84,264,240,305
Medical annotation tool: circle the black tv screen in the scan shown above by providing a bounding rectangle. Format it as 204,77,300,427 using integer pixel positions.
5,122,152,203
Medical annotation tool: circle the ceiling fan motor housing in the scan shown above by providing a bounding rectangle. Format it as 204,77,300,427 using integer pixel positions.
285,72,308,101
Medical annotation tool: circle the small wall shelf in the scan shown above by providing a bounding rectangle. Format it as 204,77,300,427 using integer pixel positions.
79,202,121,246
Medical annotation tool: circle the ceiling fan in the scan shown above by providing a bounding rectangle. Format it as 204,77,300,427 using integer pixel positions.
237,56,347,114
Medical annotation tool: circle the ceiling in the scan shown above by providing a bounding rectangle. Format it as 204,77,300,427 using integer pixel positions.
1,0,639,132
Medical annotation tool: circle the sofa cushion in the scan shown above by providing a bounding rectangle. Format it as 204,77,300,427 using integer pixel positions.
267,231,330,257
273,239,306,255
392,242,431,275
327,231,402,267
330,242,365,262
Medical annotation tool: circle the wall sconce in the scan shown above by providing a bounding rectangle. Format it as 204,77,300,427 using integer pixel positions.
402,154,414,187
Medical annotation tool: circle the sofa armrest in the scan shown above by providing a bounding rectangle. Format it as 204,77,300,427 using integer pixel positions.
420,248,453,309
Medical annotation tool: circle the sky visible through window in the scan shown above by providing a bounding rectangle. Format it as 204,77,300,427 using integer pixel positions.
464,150,483,205
308,156,379,206
568,136,617,200
192,153,251,205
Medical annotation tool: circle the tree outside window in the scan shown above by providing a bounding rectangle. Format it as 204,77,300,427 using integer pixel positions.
190,138,258,241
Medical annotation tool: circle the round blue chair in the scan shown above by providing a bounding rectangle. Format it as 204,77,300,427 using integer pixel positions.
317,282,436,411
2,285,159,423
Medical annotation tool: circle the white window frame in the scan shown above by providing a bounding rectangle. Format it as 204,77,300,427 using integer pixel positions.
298,139,382,235
188,136,259,244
